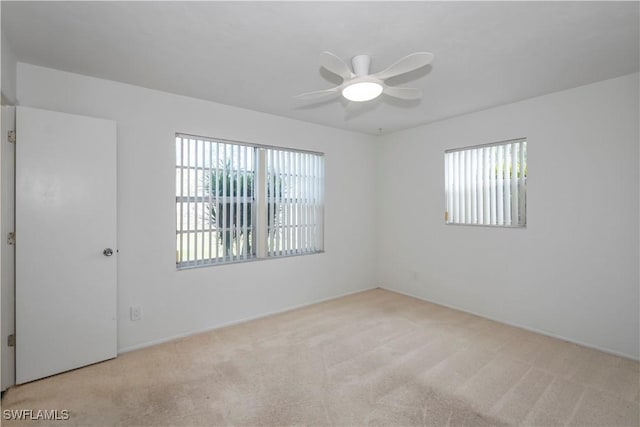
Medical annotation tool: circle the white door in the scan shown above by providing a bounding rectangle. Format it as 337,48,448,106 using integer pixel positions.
16,106,117,384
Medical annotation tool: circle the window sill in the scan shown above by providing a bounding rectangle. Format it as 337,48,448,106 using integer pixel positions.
176,250,325,270
445,222,526,229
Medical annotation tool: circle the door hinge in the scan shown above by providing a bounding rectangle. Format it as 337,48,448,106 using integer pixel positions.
7,130,15,143
7,334,15,347
7,232,15,245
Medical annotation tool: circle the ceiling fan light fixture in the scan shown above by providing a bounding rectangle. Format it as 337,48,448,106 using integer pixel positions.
341,81,383,102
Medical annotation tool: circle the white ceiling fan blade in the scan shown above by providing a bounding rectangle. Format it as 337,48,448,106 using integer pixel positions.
320,51,354,81
383,86,422,100
374,52,434,80
294,87,340,100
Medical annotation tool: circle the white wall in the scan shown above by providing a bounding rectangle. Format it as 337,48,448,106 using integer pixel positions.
376,73,640,359
16,63,377,352
1,29,17,104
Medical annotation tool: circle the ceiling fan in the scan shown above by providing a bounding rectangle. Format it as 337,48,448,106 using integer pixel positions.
295,51,434,103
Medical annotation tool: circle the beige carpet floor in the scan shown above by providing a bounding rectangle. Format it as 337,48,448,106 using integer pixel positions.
1,288,639,426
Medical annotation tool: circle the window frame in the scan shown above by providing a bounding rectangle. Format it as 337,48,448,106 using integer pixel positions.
175,133,325,269
444,137,527,228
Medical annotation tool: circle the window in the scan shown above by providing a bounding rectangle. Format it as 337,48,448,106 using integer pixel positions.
176,134,324,268
445,138,527,227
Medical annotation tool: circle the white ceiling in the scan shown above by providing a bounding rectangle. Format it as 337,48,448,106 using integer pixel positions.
2,1,638,135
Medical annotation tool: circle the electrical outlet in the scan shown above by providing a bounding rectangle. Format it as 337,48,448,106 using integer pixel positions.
130,306,142,321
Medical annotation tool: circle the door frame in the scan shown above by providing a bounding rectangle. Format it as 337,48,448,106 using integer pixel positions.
1,105,16,391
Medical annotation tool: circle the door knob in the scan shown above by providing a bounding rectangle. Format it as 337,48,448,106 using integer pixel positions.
103,248,114,257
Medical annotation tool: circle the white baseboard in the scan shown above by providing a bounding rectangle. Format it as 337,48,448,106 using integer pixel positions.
379,285,639,362
118,286,378,354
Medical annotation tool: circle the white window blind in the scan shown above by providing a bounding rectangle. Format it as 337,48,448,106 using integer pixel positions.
176,134,324,268
445,138,527,227
176,135,256,267
266,149,324,257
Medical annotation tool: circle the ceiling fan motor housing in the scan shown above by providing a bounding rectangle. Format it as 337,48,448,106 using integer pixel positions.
352,54,371,76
